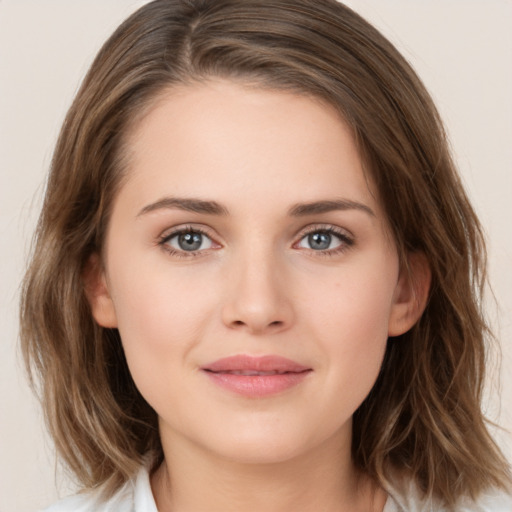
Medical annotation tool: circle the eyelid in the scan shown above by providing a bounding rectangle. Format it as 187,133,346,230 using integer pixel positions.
156,222,354,258
293,223,355,254
157,224,222,256
296,223,354,241
159,223,217,242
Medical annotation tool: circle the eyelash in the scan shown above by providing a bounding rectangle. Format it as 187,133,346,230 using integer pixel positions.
158,225,217,259
295,224,355,257
157,224,355,258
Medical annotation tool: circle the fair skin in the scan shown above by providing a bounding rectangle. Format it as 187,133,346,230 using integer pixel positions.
86,80,429,512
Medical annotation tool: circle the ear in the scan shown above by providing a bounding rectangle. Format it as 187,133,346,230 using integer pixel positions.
82,253,118,328
388,251,431,337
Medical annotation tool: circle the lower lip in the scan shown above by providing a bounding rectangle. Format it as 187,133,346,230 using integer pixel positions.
204,371,311,397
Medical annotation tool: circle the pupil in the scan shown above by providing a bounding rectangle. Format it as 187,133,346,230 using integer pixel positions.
309,232,331,250
178,232,202,251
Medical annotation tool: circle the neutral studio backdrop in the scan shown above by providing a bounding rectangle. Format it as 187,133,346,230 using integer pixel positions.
1,1,511,511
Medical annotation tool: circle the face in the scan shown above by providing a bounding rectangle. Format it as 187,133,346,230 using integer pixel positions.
88,80,423,466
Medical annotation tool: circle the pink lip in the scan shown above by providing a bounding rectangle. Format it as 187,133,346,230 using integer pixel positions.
202,355,312,397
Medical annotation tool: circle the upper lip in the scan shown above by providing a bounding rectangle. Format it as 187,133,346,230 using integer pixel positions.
202,355,311,375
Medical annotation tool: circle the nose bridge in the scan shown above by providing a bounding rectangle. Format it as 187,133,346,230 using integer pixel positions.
222,241,293,334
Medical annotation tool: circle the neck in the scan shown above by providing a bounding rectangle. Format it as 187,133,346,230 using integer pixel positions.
151,433,386,512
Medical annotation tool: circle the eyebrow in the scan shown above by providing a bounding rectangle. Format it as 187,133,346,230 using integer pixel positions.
288,199,375,217
137,196,375,218
137,197,229,217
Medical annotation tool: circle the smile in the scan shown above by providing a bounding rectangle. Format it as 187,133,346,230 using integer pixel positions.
217,370,290,376
202,355,312,397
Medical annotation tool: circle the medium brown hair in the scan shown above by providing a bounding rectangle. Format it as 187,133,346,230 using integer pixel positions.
21,0,510,507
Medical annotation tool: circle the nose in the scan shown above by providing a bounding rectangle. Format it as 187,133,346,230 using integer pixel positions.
221,249,294,335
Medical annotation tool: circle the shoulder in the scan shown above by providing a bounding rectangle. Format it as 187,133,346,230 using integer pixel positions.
385,478,512,512
39,493,109,512
459,488,512,512
39,487,133,512
38,466,157,512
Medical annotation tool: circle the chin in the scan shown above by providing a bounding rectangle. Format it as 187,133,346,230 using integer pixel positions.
199,419,344,466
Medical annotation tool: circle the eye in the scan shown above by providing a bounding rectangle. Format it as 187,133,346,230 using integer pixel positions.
296,227,353,254
160,227,215,255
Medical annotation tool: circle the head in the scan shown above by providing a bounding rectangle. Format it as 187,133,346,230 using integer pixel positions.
21,0,509,506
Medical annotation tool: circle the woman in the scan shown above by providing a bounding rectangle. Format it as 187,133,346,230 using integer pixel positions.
20,1,511,510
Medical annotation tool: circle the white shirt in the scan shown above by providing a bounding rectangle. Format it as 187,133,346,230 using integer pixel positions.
40,467,512,512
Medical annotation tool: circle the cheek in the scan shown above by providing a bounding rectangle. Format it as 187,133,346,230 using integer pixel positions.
302,259,397,389
108,263,217,389
306,258,396,338
112,254,216,334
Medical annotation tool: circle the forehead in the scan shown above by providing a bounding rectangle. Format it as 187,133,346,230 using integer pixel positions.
119,79,381,216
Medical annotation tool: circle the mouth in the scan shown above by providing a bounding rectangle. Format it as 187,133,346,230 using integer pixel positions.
211,370,296,376
202,355,312,397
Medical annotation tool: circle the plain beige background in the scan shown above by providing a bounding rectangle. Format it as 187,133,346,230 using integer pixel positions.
1,1,511,511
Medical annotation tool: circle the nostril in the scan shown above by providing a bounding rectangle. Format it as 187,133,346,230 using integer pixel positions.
230,319,283,330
